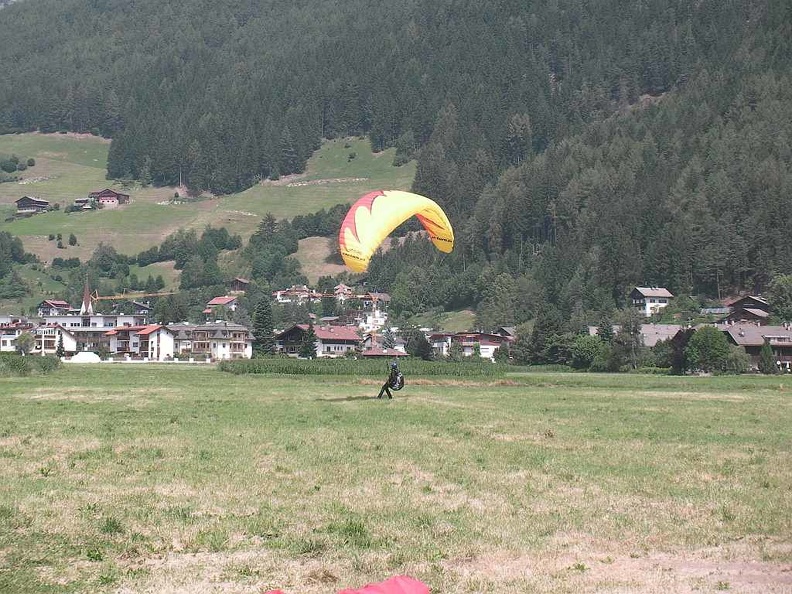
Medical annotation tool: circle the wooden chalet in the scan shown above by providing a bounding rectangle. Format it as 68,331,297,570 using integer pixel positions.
720,295,771,325
15,196,49,214
721,323,792,369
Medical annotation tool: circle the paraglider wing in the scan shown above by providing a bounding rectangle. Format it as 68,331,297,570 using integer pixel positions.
339,190,454,273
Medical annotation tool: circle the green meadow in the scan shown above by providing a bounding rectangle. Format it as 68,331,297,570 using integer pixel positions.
0,134,416,263
1,365,790,593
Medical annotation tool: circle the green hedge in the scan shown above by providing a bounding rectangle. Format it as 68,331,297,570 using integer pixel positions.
0,353,62,377
218,357,507,377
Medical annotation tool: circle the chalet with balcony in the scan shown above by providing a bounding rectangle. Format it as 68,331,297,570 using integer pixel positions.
33,325,77,356
15,196,49,214
722,323,792,369
169,322,253,360
104,324,175,361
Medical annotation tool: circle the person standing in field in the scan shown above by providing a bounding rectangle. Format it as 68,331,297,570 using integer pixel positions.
377,360,403,399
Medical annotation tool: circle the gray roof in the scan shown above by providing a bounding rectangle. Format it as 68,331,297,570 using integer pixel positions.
722,324,792,347
167,322,252,340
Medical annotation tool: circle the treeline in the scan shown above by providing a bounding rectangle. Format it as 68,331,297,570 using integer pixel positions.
0,231,33,298
0,0,768,195
2,0,791,318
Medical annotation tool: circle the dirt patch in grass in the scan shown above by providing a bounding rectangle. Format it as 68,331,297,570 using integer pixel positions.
441,541,792,593
21,386,169,402
641,391,749,402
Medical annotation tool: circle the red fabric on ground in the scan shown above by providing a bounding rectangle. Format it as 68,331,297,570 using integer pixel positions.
265,575,429,594
337,575,430,594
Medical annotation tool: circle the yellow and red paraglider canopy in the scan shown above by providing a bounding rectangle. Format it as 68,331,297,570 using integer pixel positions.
338,190,454,273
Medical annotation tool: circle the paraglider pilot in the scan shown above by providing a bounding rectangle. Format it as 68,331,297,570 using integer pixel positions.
377,359,403,399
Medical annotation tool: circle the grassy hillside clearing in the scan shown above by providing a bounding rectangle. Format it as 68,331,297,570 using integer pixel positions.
0,134,415,263
1,366,790,593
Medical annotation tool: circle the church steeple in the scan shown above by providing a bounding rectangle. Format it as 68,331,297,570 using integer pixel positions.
79,279,93,315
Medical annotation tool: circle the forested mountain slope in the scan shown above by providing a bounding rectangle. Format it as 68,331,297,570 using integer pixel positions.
1,0,791,319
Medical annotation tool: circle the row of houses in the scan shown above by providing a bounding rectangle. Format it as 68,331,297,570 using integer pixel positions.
15,189,130,214
0,315,253,361
590,321,792,368
271,283,391,307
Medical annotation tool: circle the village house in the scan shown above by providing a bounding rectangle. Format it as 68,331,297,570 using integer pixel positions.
0,320,35,352
169,322,253,360
33,325,78,356
229,277,250,293
272,284,322,304
361,332,407,354
360,292,391,309
428,331,512,360
356,308,389,333
275,324,361,358
15,196,49,214
361,346,409,359
204,295,239,317
37,299,72,317
88,188,130,207
333,283,354,302
105,324,175,361
721,323,792,370
630,287,674,317
719,295,771,325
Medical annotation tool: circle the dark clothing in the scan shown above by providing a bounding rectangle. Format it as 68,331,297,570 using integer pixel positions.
377,381,393,399
377,366,399,399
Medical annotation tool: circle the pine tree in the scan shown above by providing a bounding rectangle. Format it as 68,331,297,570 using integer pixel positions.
758,340,778,375
382,325,396,349
298,323,318,359
55,333,65,358
253,297,275,356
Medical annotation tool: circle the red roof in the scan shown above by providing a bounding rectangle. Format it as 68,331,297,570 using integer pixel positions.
207,296,237,306
296,324,360,342
42,300,71,308
136,324,165,336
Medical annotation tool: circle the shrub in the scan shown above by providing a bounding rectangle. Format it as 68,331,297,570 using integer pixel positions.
218,357,505,378
0,353,61,376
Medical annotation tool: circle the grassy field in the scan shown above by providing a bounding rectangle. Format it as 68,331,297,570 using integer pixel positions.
1,366,790,593
0,134,416,264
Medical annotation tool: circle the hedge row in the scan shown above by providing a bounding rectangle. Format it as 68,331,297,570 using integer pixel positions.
0,353,62,377
218,357,507,377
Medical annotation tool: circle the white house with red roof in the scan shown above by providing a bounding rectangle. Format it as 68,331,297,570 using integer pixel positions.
32,325,78,356
105,324,175,360
205,295,239,314
37,299,72,317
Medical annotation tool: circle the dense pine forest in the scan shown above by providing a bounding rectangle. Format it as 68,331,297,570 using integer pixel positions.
1,0,792,332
